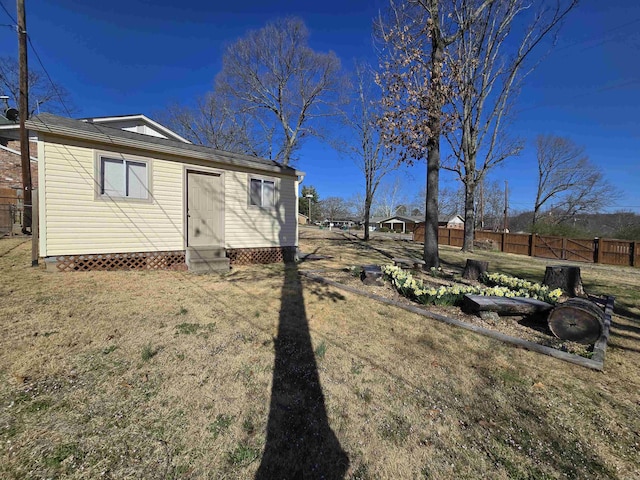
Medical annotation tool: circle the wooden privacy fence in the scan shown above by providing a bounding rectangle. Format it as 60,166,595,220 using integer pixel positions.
413,225,640,268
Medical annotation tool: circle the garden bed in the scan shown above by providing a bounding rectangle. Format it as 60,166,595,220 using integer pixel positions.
306,265,610,369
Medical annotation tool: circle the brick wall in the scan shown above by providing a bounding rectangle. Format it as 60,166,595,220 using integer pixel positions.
0,139,38,190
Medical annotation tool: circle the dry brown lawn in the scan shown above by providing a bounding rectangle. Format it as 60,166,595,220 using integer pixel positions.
0,230,639,479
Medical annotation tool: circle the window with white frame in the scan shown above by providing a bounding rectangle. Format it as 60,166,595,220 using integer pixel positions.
249,177,275,208
100,157,149,199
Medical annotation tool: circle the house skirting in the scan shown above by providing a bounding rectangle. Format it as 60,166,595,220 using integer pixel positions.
45,251,188,272
45,246,297,272
226,246,296,265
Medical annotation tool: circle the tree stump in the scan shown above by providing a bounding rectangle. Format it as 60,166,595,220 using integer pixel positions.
542,265,585,297
360,265,383,285
462,259,489,280
547,298,605,344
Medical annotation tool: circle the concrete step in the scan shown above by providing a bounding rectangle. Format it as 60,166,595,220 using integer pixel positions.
186,247,230,273
188,257,230,273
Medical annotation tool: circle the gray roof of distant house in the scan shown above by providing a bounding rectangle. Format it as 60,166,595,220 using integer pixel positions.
23,113,302,177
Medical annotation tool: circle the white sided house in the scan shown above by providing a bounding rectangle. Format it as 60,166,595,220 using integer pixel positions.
23,113,303,272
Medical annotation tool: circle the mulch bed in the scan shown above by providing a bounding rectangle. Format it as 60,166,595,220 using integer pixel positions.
307,266,597,360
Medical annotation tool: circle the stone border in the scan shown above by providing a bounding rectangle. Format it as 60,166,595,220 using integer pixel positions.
300,271,613,371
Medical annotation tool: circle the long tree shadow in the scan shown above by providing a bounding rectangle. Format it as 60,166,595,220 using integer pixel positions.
255,262,349,479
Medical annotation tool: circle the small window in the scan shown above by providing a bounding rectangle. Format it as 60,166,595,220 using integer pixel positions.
100,157,148,199
249,178,275,208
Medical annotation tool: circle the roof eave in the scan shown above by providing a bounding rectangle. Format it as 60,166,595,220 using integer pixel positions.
26,119,303,177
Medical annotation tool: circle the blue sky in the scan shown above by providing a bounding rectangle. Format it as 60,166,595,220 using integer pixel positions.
1,0,639,214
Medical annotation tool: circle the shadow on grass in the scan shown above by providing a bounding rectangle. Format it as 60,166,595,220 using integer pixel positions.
255,263,349,479
611,304,640,324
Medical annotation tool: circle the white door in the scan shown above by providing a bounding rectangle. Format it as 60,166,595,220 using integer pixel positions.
187,172,223,247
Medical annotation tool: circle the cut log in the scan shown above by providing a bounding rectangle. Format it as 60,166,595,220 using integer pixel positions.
462,295,553,316
462,259,489,280
547,298,605,344
360,265,383,285
542,265,585,297
392,257,426,269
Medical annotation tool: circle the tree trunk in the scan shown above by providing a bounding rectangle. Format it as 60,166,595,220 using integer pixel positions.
462,180,475,251
363,197,371,241
423,1,443,270
462,259,488,280
423,144,440,269
542,265,585,298
547,298,604,344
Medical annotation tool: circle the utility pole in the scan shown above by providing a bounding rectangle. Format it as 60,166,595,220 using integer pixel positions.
503,180,509,233
17,0,33,235
305,194,313,225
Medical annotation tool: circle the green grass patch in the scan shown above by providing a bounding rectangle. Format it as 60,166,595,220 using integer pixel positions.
175,322,217,335
208,414,235,439
44,442,84,469
314,341,327,359
227,442,259,466
141,343,159,361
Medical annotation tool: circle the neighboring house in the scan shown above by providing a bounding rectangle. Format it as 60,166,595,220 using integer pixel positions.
378,215,424,234
366,216,385,231
79,114,192,143
322,219,356,228
0,137,38,191
0,114,38,235
4,113,303,272
297,213,309,225
440,214,464,229
413,215,466,243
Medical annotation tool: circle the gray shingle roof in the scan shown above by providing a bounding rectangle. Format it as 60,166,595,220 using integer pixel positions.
24,113,301,176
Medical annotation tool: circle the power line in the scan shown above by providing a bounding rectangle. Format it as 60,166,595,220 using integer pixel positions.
26,34,73,117
0,0,16,25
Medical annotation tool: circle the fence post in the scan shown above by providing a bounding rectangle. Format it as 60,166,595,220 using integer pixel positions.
501,232,506,252
561,237,567,260
631,241,636,267
593,238,601,264
529,234,536,258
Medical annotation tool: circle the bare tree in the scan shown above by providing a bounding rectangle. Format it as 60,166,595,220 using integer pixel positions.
215,17,343,166
376,0,493,268
479,179,506,230
533,134,616,228
320,197,351,222
0,56,74,116
335,62,397,240
372,177,408,218
442,0,578,251
347,191,366,223
158,92,273,156
415,183,464,219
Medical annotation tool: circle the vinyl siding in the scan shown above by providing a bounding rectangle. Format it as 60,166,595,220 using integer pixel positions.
42,141,184,256
41,138,299,256
224,171,297,248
